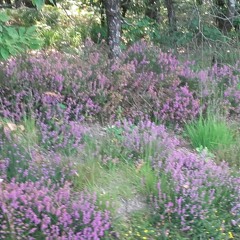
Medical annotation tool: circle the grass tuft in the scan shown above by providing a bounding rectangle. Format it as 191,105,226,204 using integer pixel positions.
185,116,235,151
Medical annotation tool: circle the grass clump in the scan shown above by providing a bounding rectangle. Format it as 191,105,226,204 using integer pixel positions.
185,116,235,151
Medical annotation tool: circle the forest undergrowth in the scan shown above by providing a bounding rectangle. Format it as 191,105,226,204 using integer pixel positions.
1,4,240,240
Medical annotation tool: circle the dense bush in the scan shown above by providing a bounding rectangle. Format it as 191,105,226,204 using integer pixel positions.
0,181,111,239
0,41,201,128
0,143,73,184
197,63,240,116
152,147,240,238
99,120,240,239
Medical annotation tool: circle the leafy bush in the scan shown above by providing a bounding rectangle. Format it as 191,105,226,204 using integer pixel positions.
0,12,42,60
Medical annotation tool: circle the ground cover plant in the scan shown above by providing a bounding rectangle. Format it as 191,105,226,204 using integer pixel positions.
2,2,240,239
185,115,235,151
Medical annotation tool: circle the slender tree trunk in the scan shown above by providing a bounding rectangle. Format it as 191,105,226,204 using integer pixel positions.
145,0,161,23
165,0,177,31
215,0,236,32
227,0,236,26
103,0,122,59
222,0,236,32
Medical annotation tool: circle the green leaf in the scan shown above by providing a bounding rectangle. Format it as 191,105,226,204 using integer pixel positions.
6,27,19,39
31,0,45,10
0,12,10,23
29,38,42,49
0,48,10,60
26,26,37,35
58,103,67,110
18,27,26,37
29,43,40,50
8,47,18,55
0,26,2,32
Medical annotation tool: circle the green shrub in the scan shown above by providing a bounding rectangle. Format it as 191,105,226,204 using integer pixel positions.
0,11,42,60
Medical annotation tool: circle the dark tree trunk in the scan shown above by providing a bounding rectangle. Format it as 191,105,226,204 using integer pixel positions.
103,0,122,59
165,0,177,31
145,0,161,23
227,0,236,29
215,0,236,33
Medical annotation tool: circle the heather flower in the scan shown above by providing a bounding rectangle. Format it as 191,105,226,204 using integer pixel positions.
151,137,240,238
0,181,111,239
0,41,201,128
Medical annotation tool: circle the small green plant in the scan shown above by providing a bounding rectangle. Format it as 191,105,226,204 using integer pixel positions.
136,161,158,196
117,210,159,240
105,125,124,141
122,17,160,45
185,116,235,151
196,145,215,159
0,12,42,60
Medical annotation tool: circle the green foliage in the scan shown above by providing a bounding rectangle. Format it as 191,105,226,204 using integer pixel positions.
196,145,215,159
203,25,227,42
0,12,42,60
90,22,107,43
122,17,160,45
185,116,235,151
216,121,240,168
0,129,30,182
137,161,158,196
32,0,45,10
116,211,159,240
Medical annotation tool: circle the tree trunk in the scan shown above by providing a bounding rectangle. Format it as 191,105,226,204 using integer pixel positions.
103,0,122,59
165,0,177,31
145,0,161,23
227,0,236,26
215,0,236,32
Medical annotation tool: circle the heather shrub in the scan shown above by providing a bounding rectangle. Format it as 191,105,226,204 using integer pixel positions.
0,122,81,184
0,47,109,123
151,144,240,238
0,47,106,152
0,137,76,184
80,120,180,168
0,41,201,128
0,181,111,239
0,134,30,182
109,41,200,125
197,63,240,117
118,119,179,164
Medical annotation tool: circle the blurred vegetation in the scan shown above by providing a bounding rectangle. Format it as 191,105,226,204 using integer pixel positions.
1,0,240,65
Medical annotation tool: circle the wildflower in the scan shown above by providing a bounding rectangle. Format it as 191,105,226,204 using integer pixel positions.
144,229,149,233
142,237,147,239
228,232,234,239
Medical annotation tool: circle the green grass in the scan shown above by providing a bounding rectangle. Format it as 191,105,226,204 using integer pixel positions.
184,116,235,151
